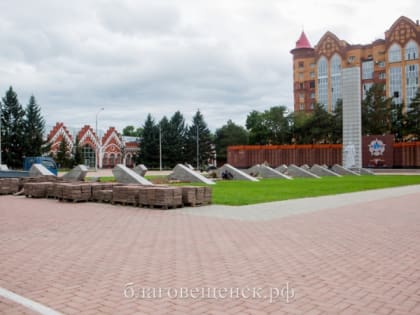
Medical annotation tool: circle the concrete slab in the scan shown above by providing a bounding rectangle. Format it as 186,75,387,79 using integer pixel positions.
112,164,153,185
246,164,292,179
133,164,148,177
286,164,321,179
217,163,259,181
332,164,360,176
0,165,8,171
62,165,89,181
275,164,288,173
29,164,55,177
359,168,375,175
168,164,215,185
310,164,342,177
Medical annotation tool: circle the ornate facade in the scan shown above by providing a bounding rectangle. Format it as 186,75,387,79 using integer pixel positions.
47,122,139,168
291,16,420,112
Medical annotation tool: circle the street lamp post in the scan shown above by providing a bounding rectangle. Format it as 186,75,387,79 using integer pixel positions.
95,108,104,171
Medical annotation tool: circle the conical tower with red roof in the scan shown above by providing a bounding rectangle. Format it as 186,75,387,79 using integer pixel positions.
290,31,316,112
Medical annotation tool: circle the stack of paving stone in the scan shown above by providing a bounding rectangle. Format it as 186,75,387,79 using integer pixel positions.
91,183,119,201
93,190,113,203
141,186,183,209
180,186,212,206
24,182,54,198
112,185,142,206
56,183,92,202
0,178,20,195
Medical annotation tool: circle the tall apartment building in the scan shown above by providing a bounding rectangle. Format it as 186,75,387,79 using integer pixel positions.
290,16,420,112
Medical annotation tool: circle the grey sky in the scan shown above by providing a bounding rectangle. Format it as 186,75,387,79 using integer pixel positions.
1,0,419,132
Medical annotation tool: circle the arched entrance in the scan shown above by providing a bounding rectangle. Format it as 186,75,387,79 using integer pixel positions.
82,144,96,168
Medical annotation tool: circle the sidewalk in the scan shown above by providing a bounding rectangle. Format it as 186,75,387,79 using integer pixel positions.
1,185,420,314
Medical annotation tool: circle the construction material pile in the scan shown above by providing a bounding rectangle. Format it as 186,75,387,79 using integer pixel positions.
0,178,20,195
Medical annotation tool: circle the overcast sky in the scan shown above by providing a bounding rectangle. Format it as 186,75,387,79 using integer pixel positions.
1,0,419,133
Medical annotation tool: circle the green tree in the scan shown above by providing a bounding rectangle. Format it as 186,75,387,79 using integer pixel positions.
214,120,249,163
159,116,171,168
246,106,290,145
24,95,45,157
331,99,343,143
185,110,213,169
122,125,142,137
406,89,420,140
362,83,392,135
56,138,71,168
72,136,83,166
137,114,159,168
288,111,312,144
390,103,407,141
160,111,187,168
306,103,333,143
1,87,26,168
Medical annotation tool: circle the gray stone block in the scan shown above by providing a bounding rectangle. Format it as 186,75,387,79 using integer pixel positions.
62,165,89,181
112,164,153,185
286,164,320,179
29,164,55,177
133,164,148,177
310,164,342,177
275,164,288,173
359,168,375,175
0,165,8,171
217,164,259,181
168,164,215,185
246,164,292,179
301,164,310,170
331,164,360,176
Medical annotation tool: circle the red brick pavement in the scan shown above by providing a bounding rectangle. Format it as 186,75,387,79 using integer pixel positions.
1,193,420,314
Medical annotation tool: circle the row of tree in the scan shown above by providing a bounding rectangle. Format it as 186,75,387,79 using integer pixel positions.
0,87,46,168
133,84,420,166
123,111,213,169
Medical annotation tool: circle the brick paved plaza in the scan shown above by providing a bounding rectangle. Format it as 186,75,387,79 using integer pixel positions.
1,186,420,314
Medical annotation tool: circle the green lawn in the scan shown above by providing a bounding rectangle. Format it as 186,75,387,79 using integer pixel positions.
95,174,420,206
209,176,420,205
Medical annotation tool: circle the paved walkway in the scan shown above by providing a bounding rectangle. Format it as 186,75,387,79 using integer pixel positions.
1,185,420,314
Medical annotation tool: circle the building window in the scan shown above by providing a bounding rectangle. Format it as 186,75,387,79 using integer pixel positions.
347,56,355,63
317,56,328,108
378,61,386,67
406,64,419,105
389,66,402,104
309,81,315,89
405,40,418,60
388,43,402,63
299,93,305,101
362,83,373,100
299,104,305,111
310,71,315,78
310,63,315,68
331,54,342,110
298,73,304,80
299,83,304,89
362,60,374,80
379,72,386,80
310,92,315,99
298,61,304,68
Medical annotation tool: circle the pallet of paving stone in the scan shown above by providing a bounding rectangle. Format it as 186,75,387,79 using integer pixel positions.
138,186,155,206
142,187,183,209
181,186,212,206
0,178,20,195
112,185,142,206
92,189,113,203
24,182,54,198
56,183,92,202
203,186,212,204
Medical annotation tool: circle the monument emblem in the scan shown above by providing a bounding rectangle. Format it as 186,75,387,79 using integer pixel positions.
368,139,386,156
